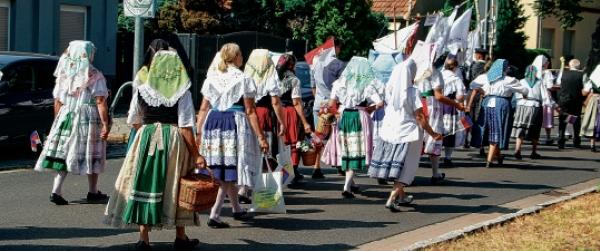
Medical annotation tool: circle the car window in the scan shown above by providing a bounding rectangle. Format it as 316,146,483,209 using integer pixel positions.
295,64,312,89
3,64,34,93
33,61,57,90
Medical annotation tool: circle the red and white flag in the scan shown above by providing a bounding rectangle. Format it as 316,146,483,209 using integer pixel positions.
304,38,336,66
30,130,42,152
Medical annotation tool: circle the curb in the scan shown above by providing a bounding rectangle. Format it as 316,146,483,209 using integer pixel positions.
402,186,598,250
357,180,599,251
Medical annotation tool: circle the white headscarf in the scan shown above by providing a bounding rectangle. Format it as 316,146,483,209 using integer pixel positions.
207,52,221,76
54,40,96,95
532,55,548,79
390,58,417,110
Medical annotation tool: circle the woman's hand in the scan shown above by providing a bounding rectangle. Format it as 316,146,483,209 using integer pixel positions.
100,123,110,140
278,124,287,137
259,137,269,154
431,132,443,141
195,132,202,148
195,155,207,169
455,102,465,111
304,123,312,134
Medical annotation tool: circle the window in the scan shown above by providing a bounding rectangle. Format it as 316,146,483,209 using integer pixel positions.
59,5,87,53
3,65,34,93
562,30,575,57
0,0,10,51
541,28,555,56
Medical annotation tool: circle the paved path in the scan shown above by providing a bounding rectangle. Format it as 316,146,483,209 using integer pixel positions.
0,142,598,251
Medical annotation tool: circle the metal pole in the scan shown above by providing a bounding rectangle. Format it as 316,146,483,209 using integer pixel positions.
393,4,397,50
133,16,144,76
483,0,489,49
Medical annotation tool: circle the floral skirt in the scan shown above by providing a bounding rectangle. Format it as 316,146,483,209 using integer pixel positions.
201,110,261,188
485,97,511,149
104,123,199,229
337,109,373,171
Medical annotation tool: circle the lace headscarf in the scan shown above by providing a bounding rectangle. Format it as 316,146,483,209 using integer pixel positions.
340,57,376,93
487,59,508,83
54,40,96,95
244,49,276,87
524,65,538,88
134,50,191,107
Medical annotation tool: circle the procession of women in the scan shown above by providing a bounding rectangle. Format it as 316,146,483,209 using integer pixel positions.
31,35,600,251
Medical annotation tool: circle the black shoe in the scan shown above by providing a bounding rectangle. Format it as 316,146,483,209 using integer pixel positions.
87,191,108,201
592,146,598,152
135,241,152,251
293,174,304,182
174,237,199,251
312,169,325,179
530,152,542,159
232,211,253,221
558,143,565,149
341,191,355,199
207,219,230,229
479,148,486,157
50,193,68,205
336,167,345,176
443,158,454,167
545,139,554,146
238,195,252,204
497,155,504,165
430,173,446,184
514,152,522,160
350,185,360,193
377,179,389,185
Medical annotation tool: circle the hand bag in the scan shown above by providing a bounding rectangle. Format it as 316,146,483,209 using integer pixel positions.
251,156,286,214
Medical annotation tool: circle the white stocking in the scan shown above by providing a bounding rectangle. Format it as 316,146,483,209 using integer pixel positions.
209,185,227,221
343,170,355,192
51,171,68,195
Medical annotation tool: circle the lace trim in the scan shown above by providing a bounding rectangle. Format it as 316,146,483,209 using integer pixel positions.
136,80,191,107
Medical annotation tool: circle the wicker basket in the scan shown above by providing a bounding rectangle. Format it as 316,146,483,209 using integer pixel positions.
178,172,219,212
301,149,317,166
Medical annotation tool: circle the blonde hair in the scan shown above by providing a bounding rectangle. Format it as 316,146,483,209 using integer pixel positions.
218,43,241,72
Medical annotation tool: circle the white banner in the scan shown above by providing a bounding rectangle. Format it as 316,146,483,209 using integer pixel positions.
409,41,438,82
424,13,440,27
124,0,155,18
373,22,419,54
447,8,473,55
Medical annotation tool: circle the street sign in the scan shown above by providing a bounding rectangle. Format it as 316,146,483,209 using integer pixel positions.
124,0,155,18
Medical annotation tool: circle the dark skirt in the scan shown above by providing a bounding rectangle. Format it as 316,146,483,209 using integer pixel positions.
485,97,511,149
511,105,542,140
203,111,238,182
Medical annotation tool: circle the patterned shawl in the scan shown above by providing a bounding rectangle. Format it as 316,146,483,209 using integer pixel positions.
54,40,95,95
487,59,508,84
135,50,191,107
244,49,276,87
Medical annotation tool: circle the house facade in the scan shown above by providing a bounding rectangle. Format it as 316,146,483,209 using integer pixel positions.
0,0,118,77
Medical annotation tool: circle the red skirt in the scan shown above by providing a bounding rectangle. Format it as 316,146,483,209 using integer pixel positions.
282,106,302,166
256,107,273,132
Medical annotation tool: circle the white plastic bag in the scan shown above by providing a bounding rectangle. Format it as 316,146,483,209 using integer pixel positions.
250,156,286,214
276,141,295,186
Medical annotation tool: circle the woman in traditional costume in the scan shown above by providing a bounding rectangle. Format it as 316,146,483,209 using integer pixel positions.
323,57,384,199
531,55,557,146
473,59,528,167
103,49,204,251
419,57,464,184
274,54,314,179
196,43,268,228
369,59,442,212
440,58,466,167
580,64,600,152
240,49,286,202
35,40,110,205
511,65,547,159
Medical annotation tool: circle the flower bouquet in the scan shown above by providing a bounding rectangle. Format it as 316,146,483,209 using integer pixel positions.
296,137,318,166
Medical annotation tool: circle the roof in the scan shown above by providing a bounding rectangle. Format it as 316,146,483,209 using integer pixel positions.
371,0,415,19
0,52,58,65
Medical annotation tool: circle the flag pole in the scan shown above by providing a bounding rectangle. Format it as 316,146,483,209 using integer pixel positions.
393,3,397,50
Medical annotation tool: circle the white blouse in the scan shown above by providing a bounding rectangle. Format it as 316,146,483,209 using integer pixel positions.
127,89,196,128
476,76,528,108
380,86,424,144
515,79,547,107
280,74,302,99
330,78,383,110
201,66,257,111
442,69,465,98
254,72,281,101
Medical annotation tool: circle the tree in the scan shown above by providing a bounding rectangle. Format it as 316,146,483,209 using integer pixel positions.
302,0,387,60
493,0,529,75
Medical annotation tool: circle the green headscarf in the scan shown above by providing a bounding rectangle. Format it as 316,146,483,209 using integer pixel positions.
135,50,191,107
524,65,538,88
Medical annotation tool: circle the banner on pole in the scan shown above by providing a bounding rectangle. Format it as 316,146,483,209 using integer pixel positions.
124,0,156,18
424,14,440,27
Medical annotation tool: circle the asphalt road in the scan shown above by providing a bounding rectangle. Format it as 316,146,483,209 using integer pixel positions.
0,141,599,251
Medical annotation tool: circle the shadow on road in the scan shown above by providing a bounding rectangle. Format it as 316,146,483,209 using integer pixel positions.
0,240,354,251
0,226,135,241
242,217,396,231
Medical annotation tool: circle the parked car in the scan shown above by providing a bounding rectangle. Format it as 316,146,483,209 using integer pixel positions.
0,52,59,150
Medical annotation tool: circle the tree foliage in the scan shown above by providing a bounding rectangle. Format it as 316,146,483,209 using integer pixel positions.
533,0,585,29
494,0,529,76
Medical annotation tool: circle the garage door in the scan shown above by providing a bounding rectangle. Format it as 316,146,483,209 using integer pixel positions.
59,5,87,52
0,0,9,51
